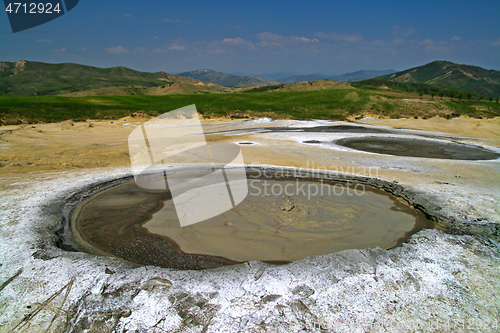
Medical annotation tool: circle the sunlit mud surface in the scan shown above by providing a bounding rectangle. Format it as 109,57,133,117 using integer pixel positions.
72,172,431,268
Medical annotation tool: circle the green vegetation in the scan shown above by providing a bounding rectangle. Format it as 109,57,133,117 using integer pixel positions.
1,88,499,125
440,100,499,118
0,61,173,96
378,60,500,98
351,78,493,101
0,89,369,123
2,60,499,126
243,84,286,93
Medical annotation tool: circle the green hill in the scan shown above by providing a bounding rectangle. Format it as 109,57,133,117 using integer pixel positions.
379,61,500,98
0,60,224,96
352,78,466,97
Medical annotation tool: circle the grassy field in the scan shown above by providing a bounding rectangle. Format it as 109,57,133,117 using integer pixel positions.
1,88,499,125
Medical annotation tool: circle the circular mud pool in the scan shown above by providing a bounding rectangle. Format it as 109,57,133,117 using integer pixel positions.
69,170,433,270
336,137,500,160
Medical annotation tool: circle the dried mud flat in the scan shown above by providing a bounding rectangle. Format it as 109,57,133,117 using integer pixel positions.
0,116,499,332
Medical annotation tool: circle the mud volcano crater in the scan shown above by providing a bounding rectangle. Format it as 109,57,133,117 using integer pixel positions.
62,168,438,270
336,137,500,160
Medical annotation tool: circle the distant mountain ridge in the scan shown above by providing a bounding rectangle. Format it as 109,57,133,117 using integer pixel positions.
275,74,326,84
0,60,224,96
231,71,305,80
330,69,396,82
379,61,500,97
274,70,396,84
177,69,282,88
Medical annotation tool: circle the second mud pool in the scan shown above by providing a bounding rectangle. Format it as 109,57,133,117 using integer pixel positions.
336,137,500,160
69,170,433,270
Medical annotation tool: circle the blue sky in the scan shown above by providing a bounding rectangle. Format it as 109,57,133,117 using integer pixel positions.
1,0,499,75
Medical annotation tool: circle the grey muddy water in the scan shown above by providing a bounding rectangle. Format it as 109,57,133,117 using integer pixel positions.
336,137,500,160
71,170,432,268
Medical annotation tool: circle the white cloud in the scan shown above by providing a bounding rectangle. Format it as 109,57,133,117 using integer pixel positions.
222,37,247,46
169,44,186,51
104,46,128,53
254,32,321,54
37,39,52,43
216,37,256,51
163,18,181,23
450,36,461,41
52,47,67,54
391,38,405,45
392,26,417,37
79,47,87,51
152,48,167,53
258,41,282,48
258,32,320,44
317,31,363,42
404,39,451,53
419,39,434,46
490,37,500,46
122,13,131,18
257,32,282,41
290,36,319,43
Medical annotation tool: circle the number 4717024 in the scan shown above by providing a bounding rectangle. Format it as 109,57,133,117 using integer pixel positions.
5,2,62,14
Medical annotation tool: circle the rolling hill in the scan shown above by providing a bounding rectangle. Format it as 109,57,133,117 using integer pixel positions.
2,59,498,99
0,60,225,96
177,69,281,88
379,61,500,97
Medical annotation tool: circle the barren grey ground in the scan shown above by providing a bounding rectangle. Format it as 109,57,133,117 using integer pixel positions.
0,119,499,332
